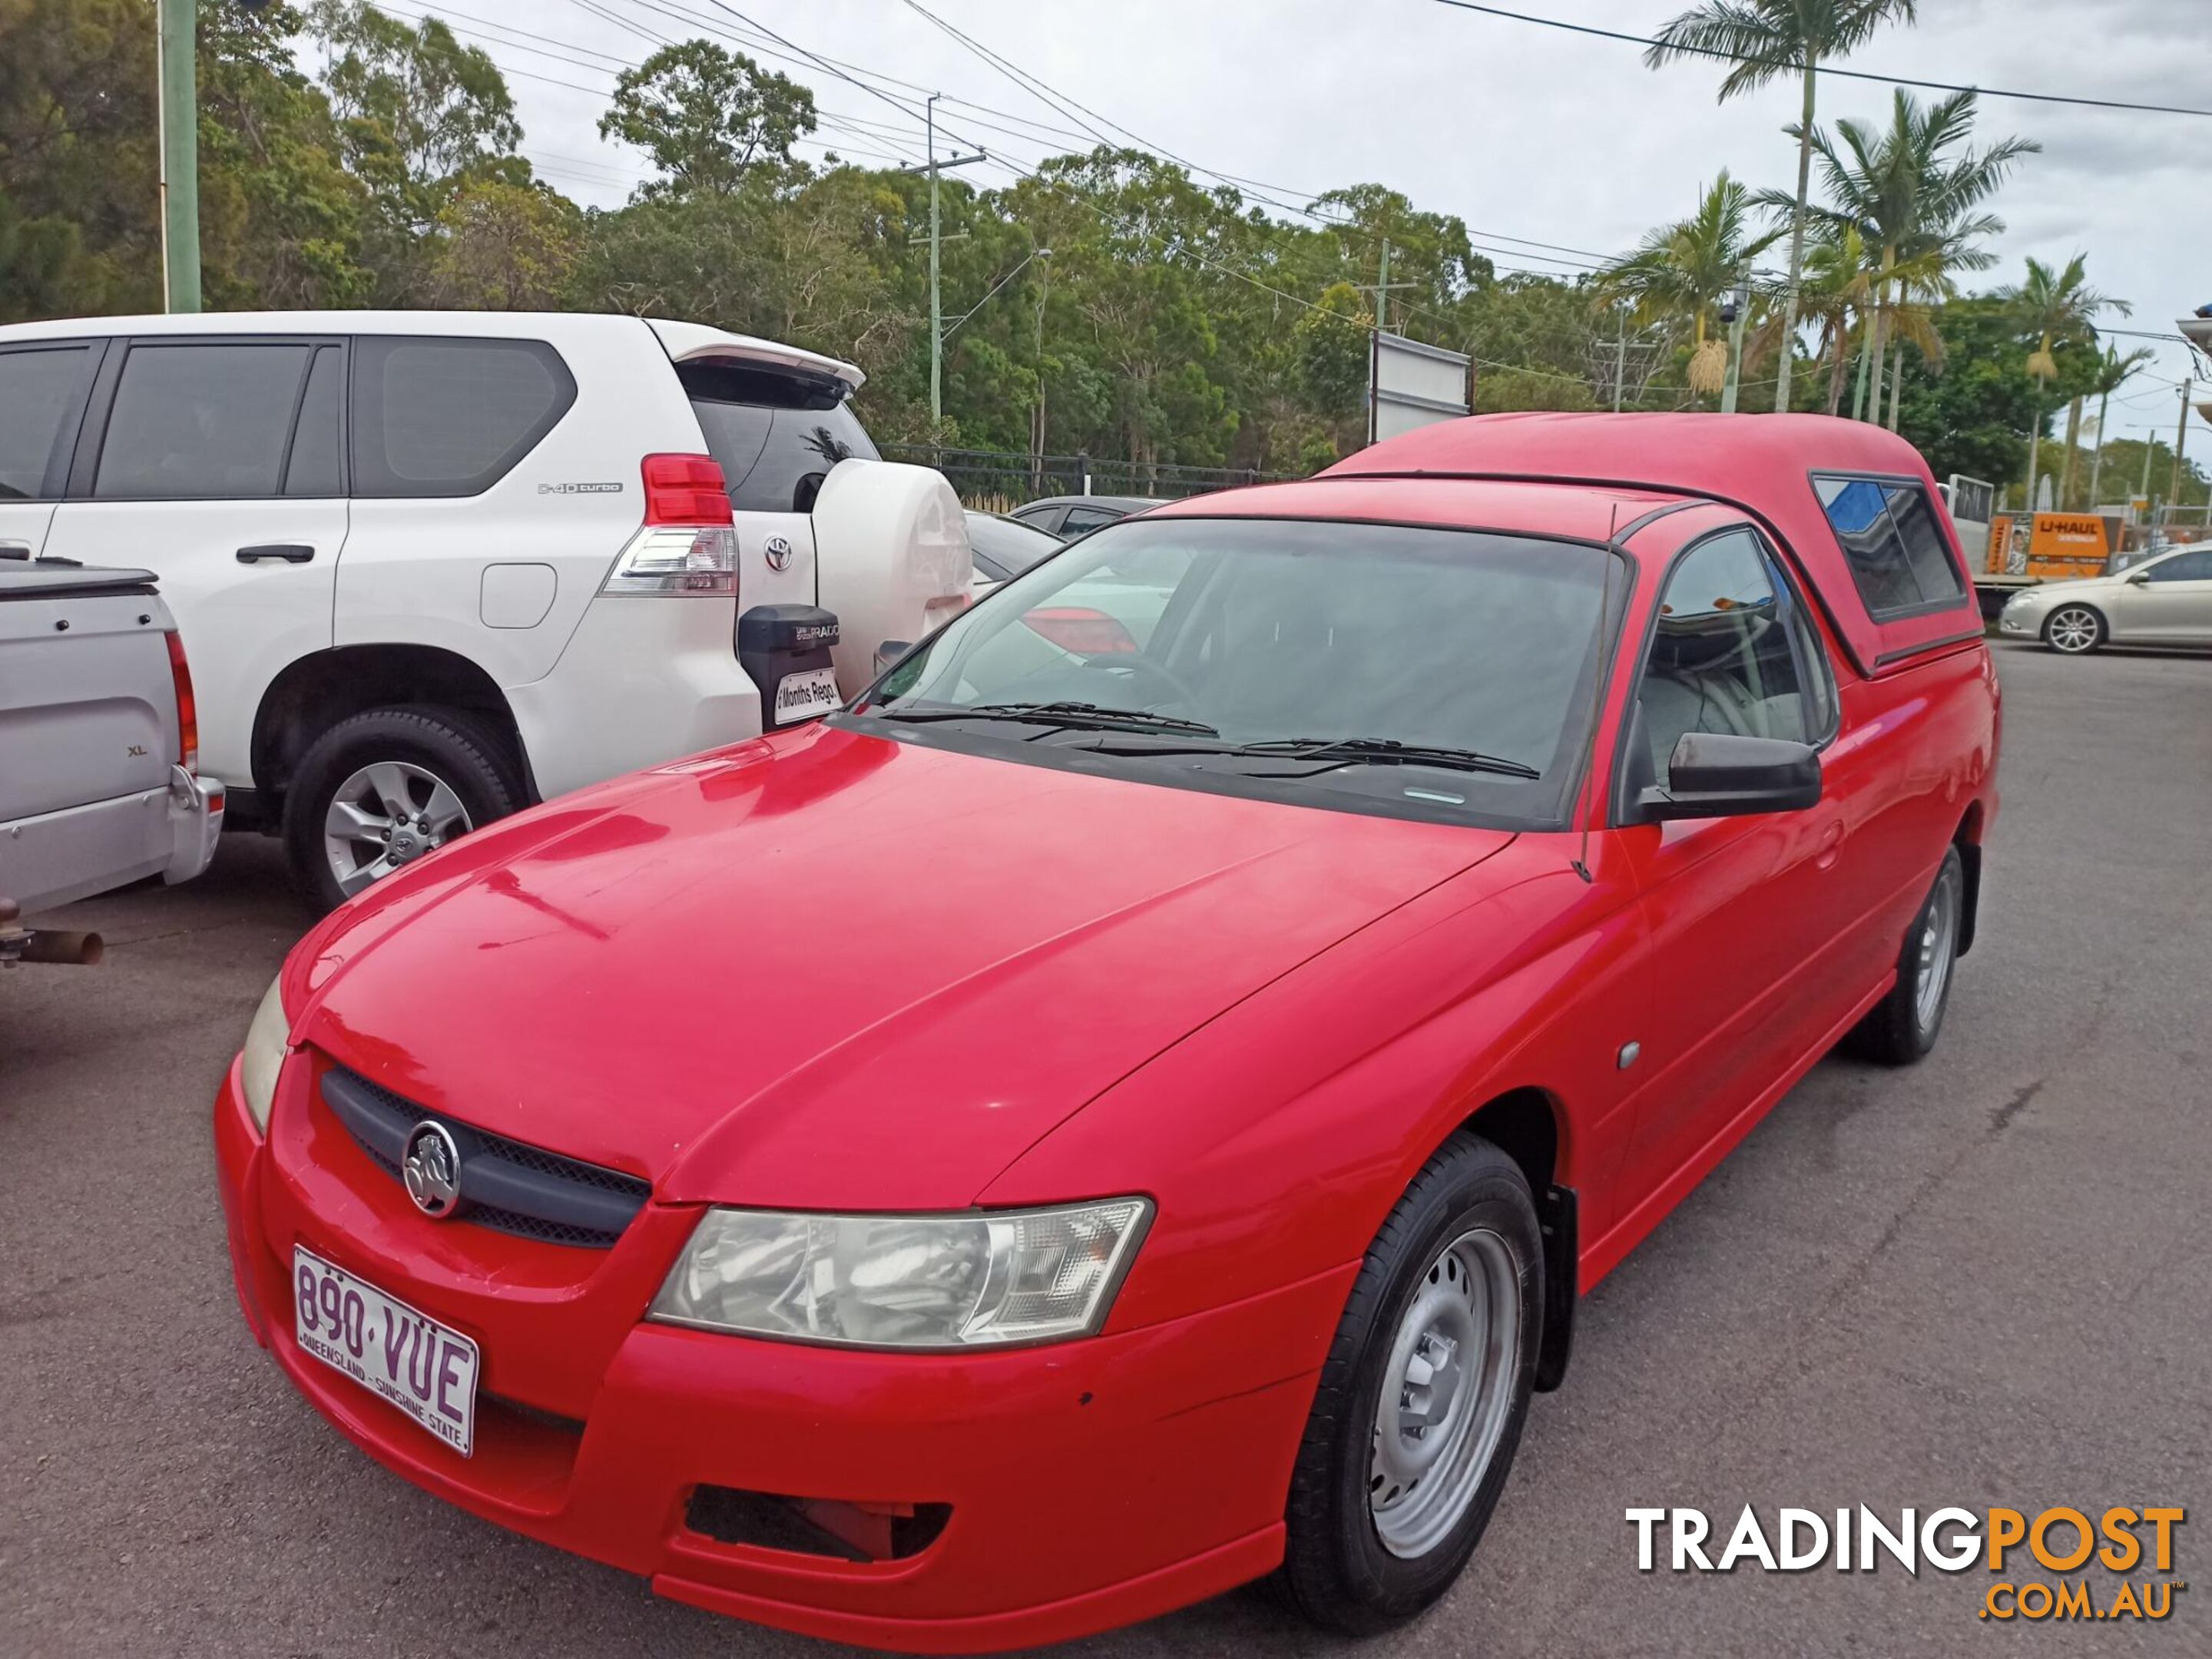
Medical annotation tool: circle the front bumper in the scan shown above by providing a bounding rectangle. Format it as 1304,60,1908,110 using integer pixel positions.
214,1058,1346,1653
1996,607,2040,637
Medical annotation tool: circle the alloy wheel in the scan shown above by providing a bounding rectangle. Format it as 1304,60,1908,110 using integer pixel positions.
1369,1227,1522,1559
323,761,473,897
1915,858,1962,1035
2045,607,2101,654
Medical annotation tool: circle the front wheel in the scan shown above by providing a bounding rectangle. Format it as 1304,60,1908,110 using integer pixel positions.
1277,1134,1540,1634
2043,604,2104,654
284,705,521,912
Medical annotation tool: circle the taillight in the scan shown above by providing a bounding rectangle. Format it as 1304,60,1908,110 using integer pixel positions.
641,452,734,526
604,453,740,596
165,630,199,773
1021,606,1139,655
922,592,971,631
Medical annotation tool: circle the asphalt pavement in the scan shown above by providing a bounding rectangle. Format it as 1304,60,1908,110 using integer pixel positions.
4,640,2207,1657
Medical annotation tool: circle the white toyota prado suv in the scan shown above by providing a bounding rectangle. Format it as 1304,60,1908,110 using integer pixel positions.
0,312,971,909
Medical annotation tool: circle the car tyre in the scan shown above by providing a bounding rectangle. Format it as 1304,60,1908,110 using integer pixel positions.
1276,1132,1541,1635
285,705,522,913
2041,604,2104,654
1843,844,1965,1066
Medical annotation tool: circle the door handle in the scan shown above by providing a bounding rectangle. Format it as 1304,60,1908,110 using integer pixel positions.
237,544,315,564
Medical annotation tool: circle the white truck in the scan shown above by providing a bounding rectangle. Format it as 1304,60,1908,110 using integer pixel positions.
0,312,971,909
1,558,222,961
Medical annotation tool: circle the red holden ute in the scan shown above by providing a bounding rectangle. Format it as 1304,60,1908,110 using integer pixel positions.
215,413,1999,1651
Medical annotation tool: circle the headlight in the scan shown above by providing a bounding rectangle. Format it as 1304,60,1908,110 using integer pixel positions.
649,1199,1153,1350
238,975,291,1131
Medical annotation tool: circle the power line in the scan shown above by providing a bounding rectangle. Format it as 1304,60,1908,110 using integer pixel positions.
1431,2,2212,120
690,0,995,154
383,2,1690,391
385,3,934,168
895,0,1614,285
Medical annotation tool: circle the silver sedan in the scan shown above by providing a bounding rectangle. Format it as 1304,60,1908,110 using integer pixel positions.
1996,544,2212,653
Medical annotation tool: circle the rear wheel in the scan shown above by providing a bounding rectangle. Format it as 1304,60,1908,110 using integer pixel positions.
2043,604,2104,654
1277,1134,1540,1635
284,705,520,912
1844,845,1965,1065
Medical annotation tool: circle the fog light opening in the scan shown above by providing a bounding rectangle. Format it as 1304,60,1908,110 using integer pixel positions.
684,1485,952,1563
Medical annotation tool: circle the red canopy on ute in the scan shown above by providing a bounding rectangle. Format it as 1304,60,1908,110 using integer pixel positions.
1325,411,1982,677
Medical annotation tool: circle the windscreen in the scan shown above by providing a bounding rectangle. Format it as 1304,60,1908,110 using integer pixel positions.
852,516,1618,830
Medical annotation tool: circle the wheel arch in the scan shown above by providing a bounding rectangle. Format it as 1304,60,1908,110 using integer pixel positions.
1454,1087,1576,1393
250,645,537,810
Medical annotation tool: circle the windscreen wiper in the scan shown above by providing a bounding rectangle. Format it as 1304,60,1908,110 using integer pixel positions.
869,700,1221,737
1068,733,1541,780
1221,737,1541,779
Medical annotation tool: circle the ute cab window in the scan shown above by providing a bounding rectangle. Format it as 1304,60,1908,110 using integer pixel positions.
1813,475,1966,619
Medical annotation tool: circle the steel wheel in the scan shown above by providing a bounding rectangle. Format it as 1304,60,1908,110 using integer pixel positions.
2045,605,2101,654
1369,1226,1522,1560
1914,855,1962,1035
323,761,472,898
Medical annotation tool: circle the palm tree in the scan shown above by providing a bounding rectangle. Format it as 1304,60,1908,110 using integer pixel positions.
1791,223,1873,415
1645,0,1920,413
1598,172,1779,404
1777,88,2037,427
1995,254,2130,503
2083,343,2155,508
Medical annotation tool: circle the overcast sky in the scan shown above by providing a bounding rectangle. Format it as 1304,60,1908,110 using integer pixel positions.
407,0,2208,450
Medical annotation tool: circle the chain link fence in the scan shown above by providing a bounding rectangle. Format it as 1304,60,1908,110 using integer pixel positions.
878,445,1300,512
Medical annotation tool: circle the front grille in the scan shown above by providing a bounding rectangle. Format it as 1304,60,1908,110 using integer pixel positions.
321,1066,651,1249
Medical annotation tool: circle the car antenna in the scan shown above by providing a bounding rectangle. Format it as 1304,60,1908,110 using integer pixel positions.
1571,507,1621,884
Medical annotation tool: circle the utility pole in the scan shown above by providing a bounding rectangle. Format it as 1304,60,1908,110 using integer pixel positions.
1359,237,1416,335
2171,376,2194,512
927,94,940,427
2138,423,2157,513
157,0,200,313
1613,304,1628,412
1031,245,1051,488
907,95,984,430
1719,284,1750,415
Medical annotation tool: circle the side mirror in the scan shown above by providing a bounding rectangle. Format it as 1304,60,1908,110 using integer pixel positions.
873,639,914,675
2127,570,2151,586
1628,731,1822,824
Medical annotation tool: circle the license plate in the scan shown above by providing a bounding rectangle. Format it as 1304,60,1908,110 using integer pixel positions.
773,666,840,724
292,1246,479,1457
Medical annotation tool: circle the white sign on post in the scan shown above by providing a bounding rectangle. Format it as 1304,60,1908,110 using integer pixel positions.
1369,331,1473,445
